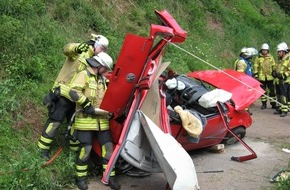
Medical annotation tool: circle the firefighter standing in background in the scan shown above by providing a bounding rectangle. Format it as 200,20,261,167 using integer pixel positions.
69,53,120,190
234,47,248,73
38,34,109,159
235,47,258,115
253,43,276,109
284,44,290,110
234,47,258,76
272,42,289,117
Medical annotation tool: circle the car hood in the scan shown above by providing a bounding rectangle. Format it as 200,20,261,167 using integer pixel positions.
188,69,265,110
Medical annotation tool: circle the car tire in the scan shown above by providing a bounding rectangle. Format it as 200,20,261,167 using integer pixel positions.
222,127,246,145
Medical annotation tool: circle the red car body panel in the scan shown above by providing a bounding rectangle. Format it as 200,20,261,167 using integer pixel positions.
170,102,253,151
154,10,187,42
188,69,265,110
100,34,154,118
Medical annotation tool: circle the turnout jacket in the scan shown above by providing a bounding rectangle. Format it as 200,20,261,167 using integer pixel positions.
273,56,290,84
234,57,252,76
253,53,275,81
69,66,109,131
53,43,94,100
280,55,290,84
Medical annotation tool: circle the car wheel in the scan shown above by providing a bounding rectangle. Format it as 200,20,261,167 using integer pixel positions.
222,127,246,145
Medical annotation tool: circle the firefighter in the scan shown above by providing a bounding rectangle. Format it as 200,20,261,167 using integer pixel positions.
272,42,289,117
234,47,247,71
235,47,258,115
253,43,276,109
69,53,120,190
235,47,258,76
38,34,109,159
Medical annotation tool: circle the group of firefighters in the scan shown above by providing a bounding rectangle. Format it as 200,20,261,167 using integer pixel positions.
37,34,120,190
234,42,290,117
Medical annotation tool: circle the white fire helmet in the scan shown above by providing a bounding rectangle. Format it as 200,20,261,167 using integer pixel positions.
95,52,113,71
277,42,288,52
91,34,109,51
240,47,247,53
261,43,269,50
244,47,258,57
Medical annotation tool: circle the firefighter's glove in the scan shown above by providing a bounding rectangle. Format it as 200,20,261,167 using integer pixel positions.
76,42,89,54
81,98,97,116
272,71,277,78
83,104,97,117
174,106,203,138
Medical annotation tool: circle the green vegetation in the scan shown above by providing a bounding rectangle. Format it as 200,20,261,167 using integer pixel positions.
1,0,290,189
277,177,290,190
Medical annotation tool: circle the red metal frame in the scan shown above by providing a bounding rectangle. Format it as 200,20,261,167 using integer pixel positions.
216,101,257,162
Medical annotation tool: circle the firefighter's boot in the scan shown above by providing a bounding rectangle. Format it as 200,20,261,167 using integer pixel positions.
280,112,287,117
261,102,267,109
39,149,51,160
274,109,281,115
76,177,88,190
271,103,277,109
108,176,120,190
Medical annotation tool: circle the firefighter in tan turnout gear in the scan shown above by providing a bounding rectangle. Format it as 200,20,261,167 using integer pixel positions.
272,42,290,117
235,47,258,115
234,47,257,76
38,34,109,159
253,43,276,109
69,53,120,190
